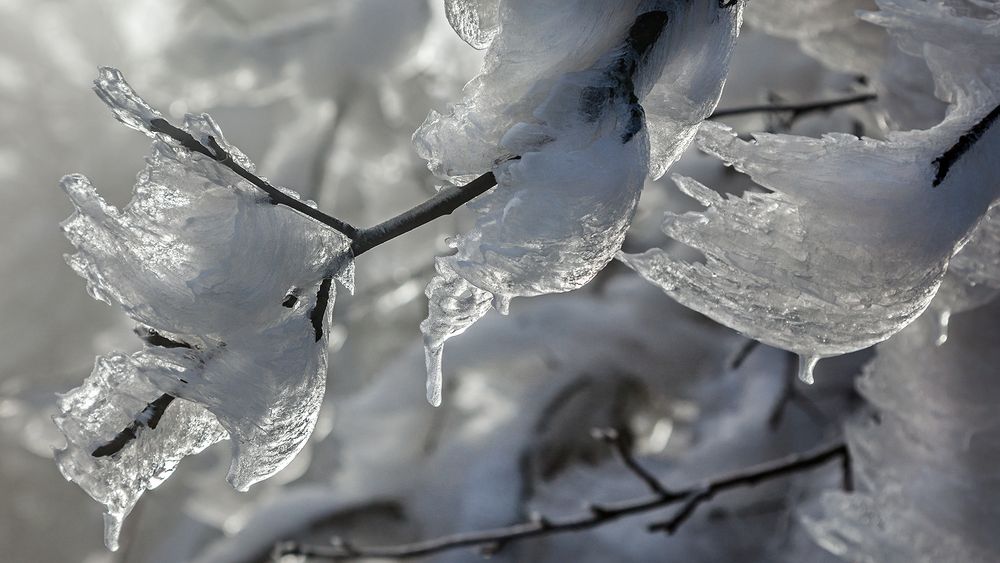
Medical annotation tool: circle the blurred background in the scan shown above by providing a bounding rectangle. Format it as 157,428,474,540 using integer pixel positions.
0,1,889,561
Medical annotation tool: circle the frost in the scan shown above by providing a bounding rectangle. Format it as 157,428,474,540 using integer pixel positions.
803,299,1000,562
417,1,743,405
620,0,1000,384
56,68,351,549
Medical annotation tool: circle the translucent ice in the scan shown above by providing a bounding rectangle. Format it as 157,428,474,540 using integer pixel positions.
620,1,1000,382
57,68,351,549
417,2,744,404
803,299,1000,562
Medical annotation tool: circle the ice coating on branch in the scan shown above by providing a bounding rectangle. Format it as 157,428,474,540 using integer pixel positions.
53,353,227,551
57,68,351,549
620,1,1000,384
444,0,499,50
417,2,743,405
419,0,743,182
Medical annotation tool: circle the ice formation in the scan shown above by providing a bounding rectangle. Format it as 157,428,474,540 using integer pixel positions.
55,68,351,550
417,0,743,405
803,299,1000,562
620,0,1000,384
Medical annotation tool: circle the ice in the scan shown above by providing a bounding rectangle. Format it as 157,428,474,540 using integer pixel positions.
417,1,744,405
620,0,1000,376
444,0,499,49
56,69,352,549
802,299,1000,562
53,352,226,551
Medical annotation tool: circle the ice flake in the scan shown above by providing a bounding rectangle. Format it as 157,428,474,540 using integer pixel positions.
417,2,743,404
57,69,351,549
620,1,1000,377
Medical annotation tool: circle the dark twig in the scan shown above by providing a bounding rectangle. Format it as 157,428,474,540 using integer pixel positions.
932,102,1000,187
92,394,175,457
149,118,363,240
591,428,672,497
350,169,502,256
646,440,847,534
729,339,760,370
275,439,847,560
710,93,876,120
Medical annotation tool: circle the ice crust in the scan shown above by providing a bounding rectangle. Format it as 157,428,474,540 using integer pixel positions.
56,68,351,549
802,299,1000,562
620,0,1000,383
418,1,743,405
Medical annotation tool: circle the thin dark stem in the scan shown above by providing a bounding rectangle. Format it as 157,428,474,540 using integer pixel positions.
275,439,847,560
592,428,672,497
710,93,876,120
351,169,501,256
646,441,846,534
92,394,175,457
149,118,363,240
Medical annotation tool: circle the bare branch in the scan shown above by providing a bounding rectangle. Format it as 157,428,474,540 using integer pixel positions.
710,93,876,120
647,440,846,534
591,428,672,497
274,439,848,560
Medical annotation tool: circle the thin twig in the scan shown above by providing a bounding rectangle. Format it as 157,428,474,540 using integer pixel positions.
275,439,847,560
710,93,876,120
591,428,672,497
350,169,502,256
646,440,846,534
149,118,362,240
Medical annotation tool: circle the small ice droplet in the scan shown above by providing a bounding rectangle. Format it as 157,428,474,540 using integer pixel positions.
797,354,819,385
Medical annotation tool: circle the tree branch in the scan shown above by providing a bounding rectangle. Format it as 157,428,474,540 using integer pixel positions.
709,93,876,120
94,92,874,459
274,437,848,561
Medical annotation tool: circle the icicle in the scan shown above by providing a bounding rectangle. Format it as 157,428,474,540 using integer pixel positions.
797,354,820,385
424,344,444,408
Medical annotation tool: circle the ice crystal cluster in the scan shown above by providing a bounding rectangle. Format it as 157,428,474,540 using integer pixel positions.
55,68,352,550
417,0,743,405
803,299,1000,563
620,0,1000,384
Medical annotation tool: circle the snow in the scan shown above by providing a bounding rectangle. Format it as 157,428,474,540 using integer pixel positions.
418,1,744,405
55,68,352,549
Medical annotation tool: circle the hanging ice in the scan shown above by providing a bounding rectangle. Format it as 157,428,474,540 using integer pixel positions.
417,1,743,405
55,68,352,550
620,0,1000,384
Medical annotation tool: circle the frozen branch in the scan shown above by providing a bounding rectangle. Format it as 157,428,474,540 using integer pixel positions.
709,93,876,120
92,90,876,459
90,117,502,459
274,436,848,561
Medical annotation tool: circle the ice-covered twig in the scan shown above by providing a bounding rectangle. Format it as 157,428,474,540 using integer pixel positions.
709,93,877,120
88,96,503,459
274,438,847,561
148,118,362,240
